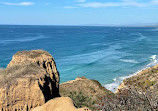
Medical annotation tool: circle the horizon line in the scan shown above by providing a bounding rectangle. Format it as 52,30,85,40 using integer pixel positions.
0,24,158,27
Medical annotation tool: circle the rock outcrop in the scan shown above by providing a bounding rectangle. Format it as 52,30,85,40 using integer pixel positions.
114,64,158,110
2,49,157,111
32,97,91,111
116,64,158,94
0,50,60,111
92,65,158,111
60,77,113,109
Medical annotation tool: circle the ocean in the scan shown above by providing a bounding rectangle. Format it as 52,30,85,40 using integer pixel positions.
0,25,158,92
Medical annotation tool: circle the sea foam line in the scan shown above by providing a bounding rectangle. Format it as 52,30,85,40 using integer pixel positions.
104,68,148,92
57,43,124,65
120,59,139,64
146,55,157,66
0,35,48,45
104,54,158,92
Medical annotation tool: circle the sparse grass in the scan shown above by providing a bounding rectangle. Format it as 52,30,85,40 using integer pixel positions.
3,63,42,76
68,91,95,110
0,49,53,80
60,78,115,110
0,63,44,88
142,80,155,87
0,68,5,75
94,65,158,111
91,80,102,87
15,50,51,59
91,79,109,91
95,87,154,111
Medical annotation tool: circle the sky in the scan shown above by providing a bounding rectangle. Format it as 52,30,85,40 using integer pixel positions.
0,0,158,26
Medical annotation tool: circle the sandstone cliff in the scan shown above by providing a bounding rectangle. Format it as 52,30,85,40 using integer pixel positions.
0,50,60,111
1,49,157,111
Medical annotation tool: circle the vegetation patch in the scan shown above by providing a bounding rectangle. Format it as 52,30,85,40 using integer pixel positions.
15,50,51,59
68,91,95,110
0,62,44,88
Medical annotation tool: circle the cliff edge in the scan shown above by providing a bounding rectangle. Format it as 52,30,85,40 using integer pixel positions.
115,64,158,110
0,50,60,111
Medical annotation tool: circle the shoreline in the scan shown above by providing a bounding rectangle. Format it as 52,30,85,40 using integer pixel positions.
104,60,158,92
114,62,158,93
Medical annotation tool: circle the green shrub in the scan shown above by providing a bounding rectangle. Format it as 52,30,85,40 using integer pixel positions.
68,91,94,109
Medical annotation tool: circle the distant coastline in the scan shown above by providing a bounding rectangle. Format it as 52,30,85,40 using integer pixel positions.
0,24,158,27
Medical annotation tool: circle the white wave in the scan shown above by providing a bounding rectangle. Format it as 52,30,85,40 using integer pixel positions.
57,43,124,65
0,35,48,44
105,55,158,92
120,59,139,64
104,68,145,92
150,55,156,60
104,82,120,91
146,55,157,66
113,78,116,82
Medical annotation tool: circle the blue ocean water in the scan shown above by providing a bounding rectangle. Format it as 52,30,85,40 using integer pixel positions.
0,25,158,91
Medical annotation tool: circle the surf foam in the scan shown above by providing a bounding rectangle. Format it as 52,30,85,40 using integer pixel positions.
120,59,139,64
0,35,48,45
147,55,157,66
105,54,158,92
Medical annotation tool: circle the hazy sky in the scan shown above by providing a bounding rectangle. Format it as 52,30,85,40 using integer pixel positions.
0,0,158,25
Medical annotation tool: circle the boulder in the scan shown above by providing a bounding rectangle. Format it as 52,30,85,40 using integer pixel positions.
32,97,91,111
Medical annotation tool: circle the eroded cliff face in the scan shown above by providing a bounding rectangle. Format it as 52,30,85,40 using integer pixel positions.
0,50,60,111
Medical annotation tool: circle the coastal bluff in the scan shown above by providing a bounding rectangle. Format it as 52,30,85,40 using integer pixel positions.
115,64,158,110
0,50,95,111
1,49,157,111
0,50,60,111
116,64,158,92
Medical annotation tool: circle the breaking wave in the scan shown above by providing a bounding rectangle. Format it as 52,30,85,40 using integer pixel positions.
105,54,158,92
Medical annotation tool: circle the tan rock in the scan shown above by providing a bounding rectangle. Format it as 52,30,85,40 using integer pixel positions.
0,50,60,111
7,50,59,83
31,97,91,111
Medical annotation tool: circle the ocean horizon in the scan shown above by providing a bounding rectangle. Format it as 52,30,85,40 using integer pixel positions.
0,25,158,92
